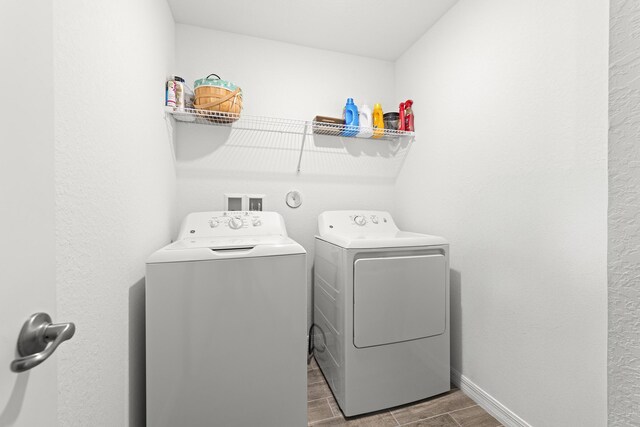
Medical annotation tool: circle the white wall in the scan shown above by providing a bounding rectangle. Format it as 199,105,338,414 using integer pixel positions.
46,3,612,425
394,1,608,426
609,0,640,425
53,0,176,425
174,24,399,327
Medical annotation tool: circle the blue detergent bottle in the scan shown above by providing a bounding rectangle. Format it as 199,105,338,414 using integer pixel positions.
342,98,359,137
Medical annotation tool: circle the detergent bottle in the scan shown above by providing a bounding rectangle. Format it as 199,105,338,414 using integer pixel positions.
372,103,384,138
398,102,406,131
356,104,373,138
342,98,359,137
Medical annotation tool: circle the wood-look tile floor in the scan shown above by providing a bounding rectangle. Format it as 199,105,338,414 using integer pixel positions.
307,358,502,427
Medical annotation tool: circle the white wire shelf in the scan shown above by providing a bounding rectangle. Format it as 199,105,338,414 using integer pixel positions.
167,108,414,176
168,108,414,140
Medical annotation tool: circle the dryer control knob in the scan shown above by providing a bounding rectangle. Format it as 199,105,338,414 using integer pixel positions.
229,217,243,230
209,220,219,228
354,215,367,226
252,219,262,227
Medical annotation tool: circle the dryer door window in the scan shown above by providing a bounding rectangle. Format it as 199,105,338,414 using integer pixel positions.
353,254,446,348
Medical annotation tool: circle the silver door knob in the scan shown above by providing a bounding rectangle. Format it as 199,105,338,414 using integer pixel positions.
10,313,75,373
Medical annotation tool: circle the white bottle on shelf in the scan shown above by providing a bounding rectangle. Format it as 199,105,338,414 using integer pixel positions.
356,104,373,138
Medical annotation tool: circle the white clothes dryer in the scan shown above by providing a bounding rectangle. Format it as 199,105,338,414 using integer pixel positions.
313,211,450,416
146,211,307,427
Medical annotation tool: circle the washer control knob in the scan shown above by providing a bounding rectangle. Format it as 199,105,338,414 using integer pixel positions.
229,217,243,230
252,218,262,227
209,220,219,228
371,215,379,224
354,215,367,226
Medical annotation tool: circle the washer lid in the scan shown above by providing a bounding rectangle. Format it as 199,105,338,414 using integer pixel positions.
316,210,447,249
148,211,305,263
147,235,305,263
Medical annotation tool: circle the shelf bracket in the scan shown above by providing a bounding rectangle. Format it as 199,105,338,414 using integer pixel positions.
296,122,310,174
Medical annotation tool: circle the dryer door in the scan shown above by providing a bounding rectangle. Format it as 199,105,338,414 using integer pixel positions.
353,254,446,348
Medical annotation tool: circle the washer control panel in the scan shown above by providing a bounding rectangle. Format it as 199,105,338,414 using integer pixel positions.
318,211,398,237
177,211,288,239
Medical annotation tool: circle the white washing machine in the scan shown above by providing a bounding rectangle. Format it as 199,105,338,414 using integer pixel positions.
146,211,307,427
313,210,450,416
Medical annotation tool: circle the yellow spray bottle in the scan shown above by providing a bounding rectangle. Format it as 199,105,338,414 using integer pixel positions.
372,103,384,139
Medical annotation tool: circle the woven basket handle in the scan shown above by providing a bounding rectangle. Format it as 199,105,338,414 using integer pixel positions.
206,73,221,80
194,88,240,109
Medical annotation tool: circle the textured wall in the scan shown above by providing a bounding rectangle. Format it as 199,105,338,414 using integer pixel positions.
54,0,176,425
609,0,640,425
394,1,609,425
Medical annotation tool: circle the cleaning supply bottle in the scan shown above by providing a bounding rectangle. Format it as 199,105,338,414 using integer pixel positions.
398,102,406,131
165,79,177,109
173,76,186,111
342,98,359,137
372,103,384,138
404,99,415,132
356,104,373,138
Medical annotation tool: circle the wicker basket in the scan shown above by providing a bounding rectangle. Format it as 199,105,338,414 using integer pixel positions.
193,74,243,123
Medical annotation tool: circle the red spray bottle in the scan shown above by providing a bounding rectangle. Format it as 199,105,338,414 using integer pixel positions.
404,99,414,132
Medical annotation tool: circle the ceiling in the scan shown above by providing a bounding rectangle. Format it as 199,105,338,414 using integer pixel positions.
167,0,459,61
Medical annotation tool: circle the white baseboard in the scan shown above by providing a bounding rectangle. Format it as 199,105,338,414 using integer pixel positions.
451,368,532,427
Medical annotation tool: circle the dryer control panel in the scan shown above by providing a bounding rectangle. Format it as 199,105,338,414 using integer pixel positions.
317,210,399,238
177,211,288,239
